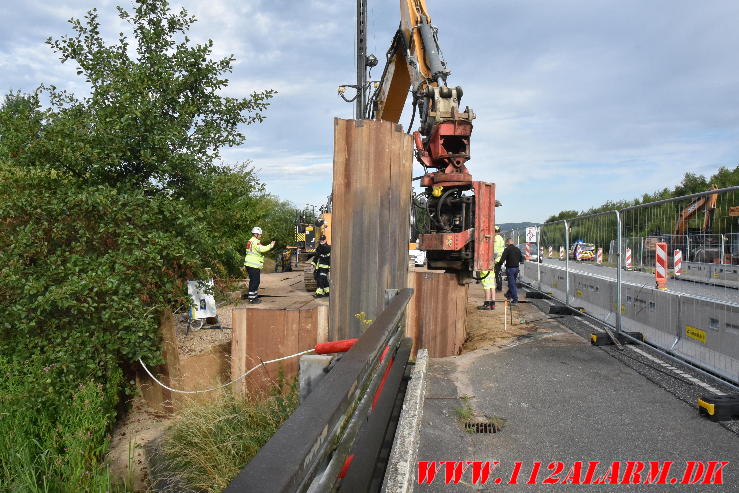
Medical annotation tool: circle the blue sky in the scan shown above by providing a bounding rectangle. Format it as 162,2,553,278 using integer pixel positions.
2,0,739,223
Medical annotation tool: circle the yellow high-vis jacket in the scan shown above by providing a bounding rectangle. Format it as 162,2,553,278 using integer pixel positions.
244,236,274,269
494,234,505,262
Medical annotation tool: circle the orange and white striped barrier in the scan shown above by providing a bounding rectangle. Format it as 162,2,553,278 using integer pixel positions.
575,246,583,261
525,242,531,260
625,248,632,270
559,246,565,260
596,247,603,265
655,242,667,290
548,246,553,258
674,249,682,277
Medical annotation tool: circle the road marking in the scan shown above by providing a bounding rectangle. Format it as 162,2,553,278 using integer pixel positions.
577,318,602,332
576,317,727,396
627,346,726,396
543,299,556,306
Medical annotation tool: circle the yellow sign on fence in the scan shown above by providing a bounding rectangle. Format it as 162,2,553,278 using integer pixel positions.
686,325,707,343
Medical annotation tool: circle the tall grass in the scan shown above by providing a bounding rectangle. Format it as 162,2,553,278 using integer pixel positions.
153,377,298,493
0,356,131,492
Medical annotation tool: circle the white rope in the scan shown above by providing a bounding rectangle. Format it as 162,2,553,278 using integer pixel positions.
138,348,315,394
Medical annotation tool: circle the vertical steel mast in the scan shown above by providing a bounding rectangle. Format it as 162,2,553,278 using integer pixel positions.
356,0,368,118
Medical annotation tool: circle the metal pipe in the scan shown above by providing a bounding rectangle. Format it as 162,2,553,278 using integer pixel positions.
537,226,541,290
564,220,570,306
615,210,622,333
356,0,367,118
417,15,447,83
620,185,738,212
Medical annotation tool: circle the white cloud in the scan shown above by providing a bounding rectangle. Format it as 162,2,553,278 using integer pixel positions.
2,0,738,219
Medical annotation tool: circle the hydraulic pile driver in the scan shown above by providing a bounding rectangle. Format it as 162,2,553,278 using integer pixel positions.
339,0,497,280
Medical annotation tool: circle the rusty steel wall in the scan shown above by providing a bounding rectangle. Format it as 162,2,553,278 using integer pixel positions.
406,270,467,357
330,118,413,339
231,303,329,394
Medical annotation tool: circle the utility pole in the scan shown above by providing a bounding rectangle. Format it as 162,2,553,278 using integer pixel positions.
356,0,368,118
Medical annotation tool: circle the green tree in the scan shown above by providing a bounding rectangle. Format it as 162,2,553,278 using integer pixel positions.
0,1,287,489
6,0,274,196
545,210,579,223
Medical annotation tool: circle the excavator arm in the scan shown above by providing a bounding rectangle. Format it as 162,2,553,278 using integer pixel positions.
367,1,494,276
371,1,474,175
674,186,719,236
372,0,442,123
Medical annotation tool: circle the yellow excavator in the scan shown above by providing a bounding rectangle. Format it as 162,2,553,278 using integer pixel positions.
674,185,719,237
339,0,496,279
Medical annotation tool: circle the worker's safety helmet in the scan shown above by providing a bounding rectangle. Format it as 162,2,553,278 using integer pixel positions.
252,226,263,235
495,225,501,232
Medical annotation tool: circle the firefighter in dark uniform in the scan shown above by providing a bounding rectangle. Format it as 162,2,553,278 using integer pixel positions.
310,235,331,298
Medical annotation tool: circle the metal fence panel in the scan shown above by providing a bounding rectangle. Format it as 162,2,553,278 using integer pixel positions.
518,186,739,386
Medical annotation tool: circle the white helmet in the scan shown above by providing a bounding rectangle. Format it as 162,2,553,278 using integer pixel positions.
252,226,263,235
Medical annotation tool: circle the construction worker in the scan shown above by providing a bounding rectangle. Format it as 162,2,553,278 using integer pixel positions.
244,226,275,304
476,270,496,310
477,225,506,310
496,238,524,305
494,225,505,291
309,235,331,298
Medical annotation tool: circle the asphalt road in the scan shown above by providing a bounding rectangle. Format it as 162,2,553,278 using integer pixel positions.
527,259,738,305
416,298,738,492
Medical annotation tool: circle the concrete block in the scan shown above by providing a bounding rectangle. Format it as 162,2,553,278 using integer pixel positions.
299,354,333,403
382,349,428,493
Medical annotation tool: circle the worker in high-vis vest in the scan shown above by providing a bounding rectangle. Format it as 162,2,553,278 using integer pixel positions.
244,226,275,304
493,225,506,291
477,269,496,310
309,235,331,298
477,225,506,310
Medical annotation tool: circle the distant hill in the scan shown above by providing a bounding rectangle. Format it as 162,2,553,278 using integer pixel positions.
497,222,539,232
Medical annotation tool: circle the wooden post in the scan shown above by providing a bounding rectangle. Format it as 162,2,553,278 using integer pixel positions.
330,118,413,339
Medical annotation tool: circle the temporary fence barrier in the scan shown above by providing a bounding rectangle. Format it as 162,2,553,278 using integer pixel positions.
506,185,739,386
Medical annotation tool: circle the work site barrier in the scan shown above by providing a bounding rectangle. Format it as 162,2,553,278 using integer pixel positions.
225,288,414,493
503,186,739,386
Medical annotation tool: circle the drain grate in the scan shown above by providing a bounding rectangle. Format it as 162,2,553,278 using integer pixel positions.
463,417,505,434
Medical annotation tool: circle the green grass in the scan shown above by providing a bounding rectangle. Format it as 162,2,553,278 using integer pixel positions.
153,378,298,493
0,357,133,493
455,395,475,425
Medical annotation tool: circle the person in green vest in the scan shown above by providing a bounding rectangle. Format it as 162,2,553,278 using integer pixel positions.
494,225,505,291
477,225,506,310
244,226,275,304
477,269,496,310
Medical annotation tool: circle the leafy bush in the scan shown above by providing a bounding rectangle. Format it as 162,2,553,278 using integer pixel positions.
0,0,299,489
0,172,214,384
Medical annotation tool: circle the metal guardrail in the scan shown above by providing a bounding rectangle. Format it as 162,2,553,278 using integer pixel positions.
225,288,414,493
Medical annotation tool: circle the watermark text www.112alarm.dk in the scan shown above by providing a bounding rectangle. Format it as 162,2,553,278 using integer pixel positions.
417,461,728,486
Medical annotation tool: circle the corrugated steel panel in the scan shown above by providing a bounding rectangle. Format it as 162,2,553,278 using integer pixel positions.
330,119,413,339
473,181,496,271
